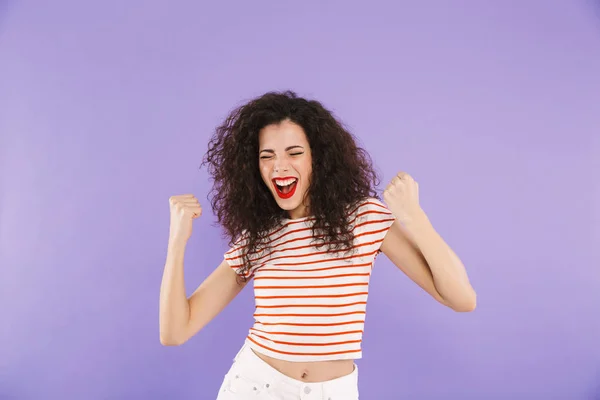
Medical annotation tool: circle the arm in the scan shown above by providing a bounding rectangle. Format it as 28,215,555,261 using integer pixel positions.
159,238,247,346
380,214,476,312
380,172,476,312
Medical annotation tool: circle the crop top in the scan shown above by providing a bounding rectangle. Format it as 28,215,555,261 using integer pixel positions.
223,197,396,362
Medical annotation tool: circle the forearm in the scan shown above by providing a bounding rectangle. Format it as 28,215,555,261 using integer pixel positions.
159,239,191,344
403,211,476,311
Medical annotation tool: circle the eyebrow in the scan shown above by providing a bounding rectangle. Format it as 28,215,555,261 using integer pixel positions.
259,145,304,154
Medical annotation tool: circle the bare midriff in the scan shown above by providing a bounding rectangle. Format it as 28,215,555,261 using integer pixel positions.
251,349,355,383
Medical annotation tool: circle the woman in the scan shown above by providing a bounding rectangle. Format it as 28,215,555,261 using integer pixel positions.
159,91,476,399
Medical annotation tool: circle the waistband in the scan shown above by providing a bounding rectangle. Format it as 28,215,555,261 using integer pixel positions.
233,340,358,390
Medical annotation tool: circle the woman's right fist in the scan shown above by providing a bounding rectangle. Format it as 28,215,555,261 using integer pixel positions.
168,194,202,242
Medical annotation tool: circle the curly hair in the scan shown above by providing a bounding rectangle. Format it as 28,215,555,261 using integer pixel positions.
201,90,381,281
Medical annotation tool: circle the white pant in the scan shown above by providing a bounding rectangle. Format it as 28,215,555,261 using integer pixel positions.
216,342,359,399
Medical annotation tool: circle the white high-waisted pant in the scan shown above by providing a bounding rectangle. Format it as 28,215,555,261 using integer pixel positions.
216,342,359,399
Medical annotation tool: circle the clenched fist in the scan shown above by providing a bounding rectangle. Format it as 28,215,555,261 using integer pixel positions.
383,172,423,224
169,194,202,242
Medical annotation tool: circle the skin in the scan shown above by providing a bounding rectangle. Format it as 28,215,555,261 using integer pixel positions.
159,119,476,384
253,120,356,381
258,120,312,220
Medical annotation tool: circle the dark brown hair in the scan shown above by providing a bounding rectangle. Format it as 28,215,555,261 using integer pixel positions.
201,90,380,280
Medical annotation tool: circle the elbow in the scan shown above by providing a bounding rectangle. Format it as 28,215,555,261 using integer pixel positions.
159,330,188,346
452,300,476,312
443,289,476,312
451,291,477,313
160,336,183,346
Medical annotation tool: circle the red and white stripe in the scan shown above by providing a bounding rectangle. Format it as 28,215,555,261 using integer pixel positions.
224,198,395,362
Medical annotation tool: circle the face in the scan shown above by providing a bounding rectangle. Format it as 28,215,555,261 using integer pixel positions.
258,120,313,219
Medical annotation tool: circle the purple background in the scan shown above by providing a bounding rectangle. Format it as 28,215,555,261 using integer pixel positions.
1,1,599,399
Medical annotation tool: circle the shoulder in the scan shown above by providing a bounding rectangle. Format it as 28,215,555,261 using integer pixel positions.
348,196,396,233
349,197,396,251
223,226,273,261
351,197,395,220
223,229,250,261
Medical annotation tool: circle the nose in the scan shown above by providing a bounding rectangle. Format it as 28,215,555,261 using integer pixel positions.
273,157,290,172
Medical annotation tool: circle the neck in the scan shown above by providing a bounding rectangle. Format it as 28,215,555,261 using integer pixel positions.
288,205,309,220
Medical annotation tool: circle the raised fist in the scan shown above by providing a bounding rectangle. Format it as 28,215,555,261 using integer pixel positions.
168,194,202,242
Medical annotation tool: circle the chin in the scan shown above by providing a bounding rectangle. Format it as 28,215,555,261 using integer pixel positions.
272,195,300,209
270,191,307,218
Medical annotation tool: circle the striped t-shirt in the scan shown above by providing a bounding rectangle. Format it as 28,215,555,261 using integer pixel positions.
224,197,396,362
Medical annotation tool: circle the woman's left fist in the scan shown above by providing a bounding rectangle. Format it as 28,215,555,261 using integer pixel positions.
383,172,423,223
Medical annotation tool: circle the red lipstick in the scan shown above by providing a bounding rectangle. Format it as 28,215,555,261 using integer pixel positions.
272,176,298,199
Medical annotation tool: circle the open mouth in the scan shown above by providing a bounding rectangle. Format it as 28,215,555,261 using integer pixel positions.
272,177,298,199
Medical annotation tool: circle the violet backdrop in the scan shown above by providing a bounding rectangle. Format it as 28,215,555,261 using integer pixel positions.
1,1,599,399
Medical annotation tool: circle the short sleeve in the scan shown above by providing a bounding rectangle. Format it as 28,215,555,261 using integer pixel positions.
351,197,396,254
223,233,253,279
